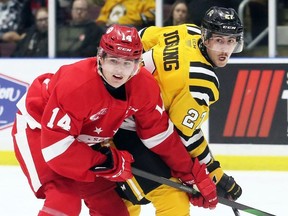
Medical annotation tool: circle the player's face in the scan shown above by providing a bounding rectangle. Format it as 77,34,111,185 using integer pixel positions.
100,54,139,88
205,34,237,67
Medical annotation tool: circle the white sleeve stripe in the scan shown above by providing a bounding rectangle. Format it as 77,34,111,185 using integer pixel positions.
14,113,42,192
42,135,75,162
141,119,174,149
199,153,212,165
180,130,203,147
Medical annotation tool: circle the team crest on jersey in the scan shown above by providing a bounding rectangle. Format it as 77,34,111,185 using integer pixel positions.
0,74,28,130
90,108,108,121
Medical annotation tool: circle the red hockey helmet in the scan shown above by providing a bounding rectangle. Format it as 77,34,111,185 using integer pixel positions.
99,24,143,60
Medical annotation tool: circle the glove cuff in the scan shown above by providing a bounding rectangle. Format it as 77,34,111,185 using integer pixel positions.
218,173,234,191
90,147,113,172
207,160,224,184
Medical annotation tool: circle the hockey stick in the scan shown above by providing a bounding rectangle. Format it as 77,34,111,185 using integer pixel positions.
228,195,240,216
131,167,276,216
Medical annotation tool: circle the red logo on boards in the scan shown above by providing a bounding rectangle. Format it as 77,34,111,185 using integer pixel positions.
223,69,285,138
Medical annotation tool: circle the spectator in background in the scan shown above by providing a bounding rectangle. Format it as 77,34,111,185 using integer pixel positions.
163,0,189,26
12,7,48,57
22,0,47,27
56,0,104,57
0,0,26,43
95,0,155,31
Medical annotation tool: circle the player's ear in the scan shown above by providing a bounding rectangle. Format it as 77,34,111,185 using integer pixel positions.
98,55,104,64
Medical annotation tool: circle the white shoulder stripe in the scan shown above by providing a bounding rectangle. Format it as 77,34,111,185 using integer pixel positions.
16,92,41,129
142,50,155,73
187,26,201,34
42,135,75,162
141,119,174,149
190,66,219,83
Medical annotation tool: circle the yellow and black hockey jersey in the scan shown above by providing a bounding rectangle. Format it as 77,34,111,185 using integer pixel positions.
114,24,224,204
140,24,223,183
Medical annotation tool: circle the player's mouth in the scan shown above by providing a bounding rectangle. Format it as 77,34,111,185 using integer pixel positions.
113,74,123,80
218,54,228,61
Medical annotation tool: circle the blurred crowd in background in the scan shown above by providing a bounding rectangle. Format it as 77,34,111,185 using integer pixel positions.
0,0,288,58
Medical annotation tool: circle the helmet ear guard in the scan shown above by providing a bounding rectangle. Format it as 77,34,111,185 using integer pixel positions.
201,6,244,53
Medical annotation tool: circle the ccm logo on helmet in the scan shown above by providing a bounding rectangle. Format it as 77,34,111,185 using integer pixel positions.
224,14,234,19
222,26,236,29
117,47,132,52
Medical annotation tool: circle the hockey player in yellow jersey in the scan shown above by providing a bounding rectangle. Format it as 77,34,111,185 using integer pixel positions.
113,6,244,215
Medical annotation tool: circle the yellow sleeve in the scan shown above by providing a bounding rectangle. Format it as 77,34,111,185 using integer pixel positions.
168,89,209,138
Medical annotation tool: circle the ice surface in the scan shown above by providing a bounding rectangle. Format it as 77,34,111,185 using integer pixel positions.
1,166,287,216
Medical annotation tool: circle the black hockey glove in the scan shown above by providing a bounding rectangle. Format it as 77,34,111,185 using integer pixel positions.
207,160,242,200
217,173,242,200
90,146,134,182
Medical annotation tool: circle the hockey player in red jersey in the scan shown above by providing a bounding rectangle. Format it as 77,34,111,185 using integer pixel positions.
11,24,217,216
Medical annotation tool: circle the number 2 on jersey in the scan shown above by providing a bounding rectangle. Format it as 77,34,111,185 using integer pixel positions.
182,109,207,129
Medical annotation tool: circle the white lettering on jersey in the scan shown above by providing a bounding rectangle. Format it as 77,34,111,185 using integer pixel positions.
77,134,111,144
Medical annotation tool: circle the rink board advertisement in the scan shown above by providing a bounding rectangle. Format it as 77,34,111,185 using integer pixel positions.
210,60,288,145
0,74,29,130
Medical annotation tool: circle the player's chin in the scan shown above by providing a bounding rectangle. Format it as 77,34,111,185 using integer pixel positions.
109,78,127,88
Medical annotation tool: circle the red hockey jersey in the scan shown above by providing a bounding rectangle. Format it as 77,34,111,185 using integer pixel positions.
16,58,193,185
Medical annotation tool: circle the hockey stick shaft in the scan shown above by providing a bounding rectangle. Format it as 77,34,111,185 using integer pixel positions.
131,167,276,216
228,195,241,216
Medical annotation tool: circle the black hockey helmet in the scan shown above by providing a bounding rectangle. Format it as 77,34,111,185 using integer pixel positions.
201,6,244,53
